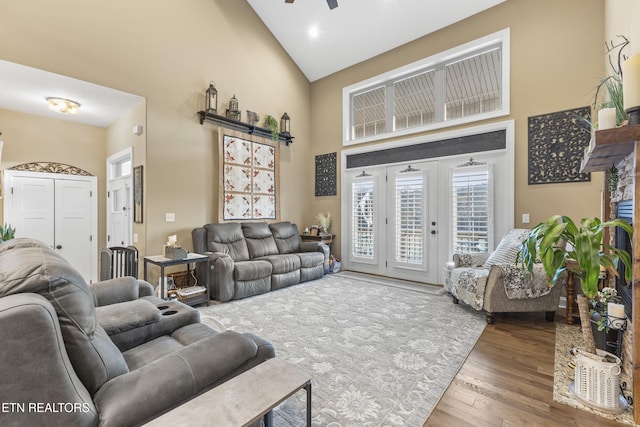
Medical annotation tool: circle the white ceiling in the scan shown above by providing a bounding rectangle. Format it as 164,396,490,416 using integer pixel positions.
247,0,506,82
0,1,504,128
0,59,143,128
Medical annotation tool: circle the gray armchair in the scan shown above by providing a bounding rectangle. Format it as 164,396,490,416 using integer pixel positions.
0,238,274,426
446,228,565,324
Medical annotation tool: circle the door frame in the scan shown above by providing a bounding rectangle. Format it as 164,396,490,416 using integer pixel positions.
106,148,133,247
341,120,515,285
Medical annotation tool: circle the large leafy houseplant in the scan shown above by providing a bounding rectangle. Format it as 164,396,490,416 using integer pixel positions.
518,215,632,355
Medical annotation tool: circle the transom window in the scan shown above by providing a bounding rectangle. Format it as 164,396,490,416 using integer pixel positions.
343,29,510,145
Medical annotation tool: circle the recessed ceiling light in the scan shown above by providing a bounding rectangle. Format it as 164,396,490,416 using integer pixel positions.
46,97,81,114
308,25,319,39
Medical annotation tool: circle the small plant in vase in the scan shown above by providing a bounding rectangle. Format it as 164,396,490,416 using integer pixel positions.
0,223,16,243
263,115,279,140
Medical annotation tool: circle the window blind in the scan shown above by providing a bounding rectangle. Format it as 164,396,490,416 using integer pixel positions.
394,175,423,264
451,166,492,253
351,180,375,258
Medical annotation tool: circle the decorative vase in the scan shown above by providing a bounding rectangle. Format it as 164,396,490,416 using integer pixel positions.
571,347,626,413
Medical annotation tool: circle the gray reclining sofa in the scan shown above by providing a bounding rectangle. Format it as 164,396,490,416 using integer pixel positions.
192,221,330,302
0,238,274,426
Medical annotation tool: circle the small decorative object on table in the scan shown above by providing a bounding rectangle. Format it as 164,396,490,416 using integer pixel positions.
163,235,188,259
226,94,241,121
316,212,331,235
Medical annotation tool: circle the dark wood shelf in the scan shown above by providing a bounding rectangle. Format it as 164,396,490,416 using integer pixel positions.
580,125,640,172
198,110,294,146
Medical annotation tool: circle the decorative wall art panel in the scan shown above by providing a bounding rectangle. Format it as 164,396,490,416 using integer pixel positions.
220,132,279,221
528,106,591,185
315,152,337,196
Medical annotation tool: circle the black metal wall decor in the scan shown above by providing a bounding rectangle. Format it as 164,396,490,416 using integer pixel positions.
527,106,591,185
315,152,337,196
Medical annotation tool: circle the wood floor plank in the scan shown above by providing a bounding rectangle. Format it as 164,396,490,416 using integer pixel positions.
423,312,629,427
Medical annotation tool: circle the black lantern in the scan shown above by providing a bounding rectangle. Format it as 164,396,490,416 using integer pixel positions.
205,82,217,114
280,112,291,135
226,94,241,121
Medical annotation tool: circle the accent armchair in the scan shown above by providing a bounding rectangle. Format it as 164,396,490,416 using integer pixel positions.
445,228,565,324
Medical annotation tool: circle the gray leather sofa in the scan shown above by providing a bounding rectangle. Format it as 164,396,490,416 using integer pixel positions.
192,221,329,302
0,238,274,426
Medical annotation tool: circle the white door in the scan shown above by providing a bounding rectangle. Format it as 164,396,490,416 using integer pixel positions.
55,179,94,281
345,161,439,284
9,176,55,246
386,162,438,283
107,177,131,246
347,169,385,276
106,149,133,247
3,170,98,283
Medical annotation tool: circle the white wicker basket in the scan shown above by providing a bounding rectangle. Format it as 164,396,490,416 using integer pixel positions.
573,347,621,411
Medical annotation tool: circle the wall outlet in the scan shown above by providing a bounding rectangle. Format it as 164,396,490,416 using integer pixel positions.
165,213,176,222
522,213,530,224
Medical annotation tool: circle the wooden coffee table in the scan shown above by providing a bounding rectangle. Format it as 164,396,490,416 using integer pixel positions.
143,358,311,427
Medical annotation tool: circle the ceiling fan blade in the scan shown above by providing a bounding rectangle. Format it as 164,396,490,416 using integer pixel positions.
327,0,338,9
285,0,294,3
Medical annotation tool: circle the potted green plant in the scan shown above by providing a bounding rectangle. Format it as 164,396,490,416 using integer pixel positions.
518,215,632,355
263,115,279,140
0,223,16,243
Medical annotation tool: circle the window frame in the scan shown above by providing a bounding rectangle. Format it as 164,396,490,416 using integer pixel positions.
450,164,494,254
342,28,510,146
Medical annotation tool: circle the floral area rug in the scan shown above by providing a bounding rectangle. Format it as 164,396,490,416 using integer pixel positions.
198,272,486,426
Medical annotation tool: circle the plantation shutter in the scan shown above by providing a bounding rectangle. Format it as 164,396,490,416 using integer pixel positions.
351,179,375,259
394,173,423,264
451,165,493,253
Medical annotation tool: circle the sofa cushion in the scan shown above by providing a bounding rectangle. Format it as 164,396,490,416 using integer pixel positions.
297,251,324,268
269,222,301,254
205,223,250,261
234,260,272,281
242,223,279,258
0,238,129,395
258,254,301,274
96,299,162,335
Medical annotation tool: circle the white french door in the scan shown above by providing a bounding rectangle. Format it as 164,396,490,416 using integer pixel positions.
346,161,438,284
386,163,438,282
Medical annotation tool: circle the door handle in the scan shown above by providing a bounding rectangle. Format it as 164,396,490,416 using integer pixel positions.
430,230,437,235
56,245,62,249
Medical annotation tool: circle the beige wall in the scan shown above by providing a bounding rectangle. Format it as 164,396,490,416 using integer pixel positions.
0,108,108,250
0,1,312,270
106,98,147,255
0,0,618,267
310,0,606,258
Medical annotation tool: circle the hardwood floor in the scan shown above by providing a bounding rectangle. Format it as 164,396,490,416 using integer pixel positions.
423,311,629,427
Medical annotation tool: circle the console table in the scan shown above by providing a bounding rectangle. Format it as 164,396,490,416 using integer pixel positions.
142,358,312,427
301,233,334,249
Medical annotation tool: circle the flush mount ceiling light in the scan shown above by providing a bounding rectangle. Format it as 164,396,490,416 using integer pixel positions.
285,0,338,10
46,97,81,114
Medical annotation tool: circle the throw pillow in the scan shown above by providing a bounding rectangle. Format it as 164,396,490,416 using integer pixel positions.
483,228,530,268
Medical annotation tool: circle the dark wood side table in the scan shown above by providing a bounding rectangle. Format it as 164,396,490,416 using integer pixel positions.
143,253,209,305
564,259,606,325
301,234,334,250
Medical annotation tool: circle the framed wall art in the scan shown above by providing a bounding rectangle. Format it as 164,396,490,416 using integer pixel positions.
133,165,143,223
315,152,337,196
527,106,591,185
219,130,280,221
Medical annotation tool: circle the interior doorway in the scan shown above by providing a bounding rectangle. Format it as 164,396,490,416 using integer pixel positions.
106,148,133,247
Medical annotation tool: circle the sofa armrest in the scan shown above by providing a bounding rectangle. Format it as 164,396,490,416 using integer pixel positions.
210,253,235,302
452,252,490,268
90,277,154,307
